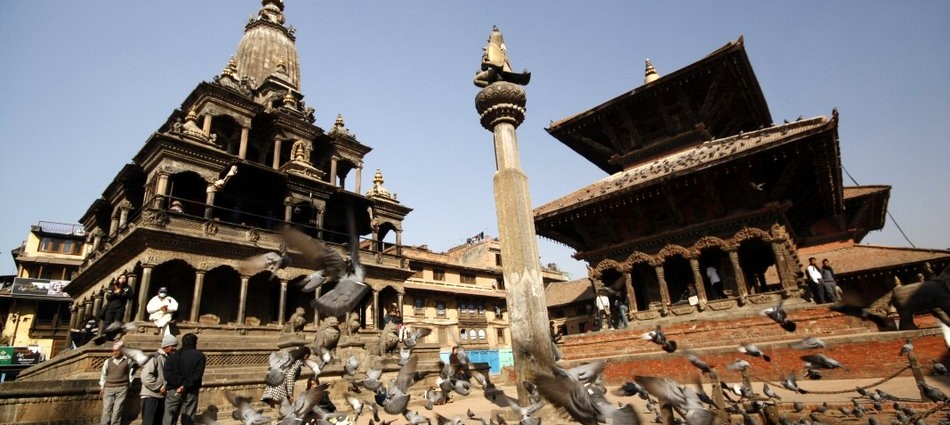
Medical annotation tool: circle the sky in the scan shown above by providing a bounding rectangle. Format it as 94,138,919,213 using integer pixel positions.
1,1,948,281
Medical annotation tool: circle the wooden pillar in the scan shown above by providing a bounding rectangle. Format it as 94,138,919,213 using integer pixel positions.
69,304,80,329
313,290,320,326
272,138,282,169
396,293,404,317
190,271,205,323
123,273,138,322
689,257,707,309
238,126,249,159
623,272,638,313
770,240,796,293
278,280,288,326
93,290,105,334
204,189,216,219
654,264,671,312
727,248,749,303
136,266,153,321
284,203,293,223
82,300,93,322
237,276,249,325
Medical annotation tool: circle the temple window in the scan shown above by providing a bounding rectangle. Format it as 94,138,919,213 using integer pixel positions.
460,272,476,284
433,269,445,281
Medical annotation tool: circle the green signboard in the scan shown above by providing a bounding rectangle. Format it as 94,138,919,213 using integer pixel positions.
0,347,41,366
0,347,12,366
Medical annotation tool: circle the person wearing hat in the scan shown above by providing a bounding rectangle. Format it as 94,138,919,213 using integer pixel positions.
146,287,178,336
140,333,177,425
99,341,133,425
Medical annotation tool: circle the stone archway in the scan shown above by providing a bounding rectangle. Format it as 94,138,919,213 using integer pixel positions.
150,259,196,323
245,273,281,325
738,238,778,294
631,262,659,311
200,265,240,324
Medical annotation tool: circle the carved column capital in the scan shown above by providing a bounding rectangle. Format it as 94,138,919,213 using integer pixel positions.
475,81,526,130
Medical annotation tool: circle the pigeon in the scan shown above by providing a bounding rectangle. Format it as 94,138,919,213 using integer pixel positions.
534,362,635,425
801,354,846,370
763,383,781,400
782,372,807,394
362,364,383,391
94,321,137,345
617,381,650,399
813,402,829,414
920,382,948,402
566,360,607,384
727,359,752,371
762,299,796,332
934,361,949,376
344,355,360,376
793,402,805,413
503,397,544,425
738,343,771,362
225,391,271,425
381,355,418,415
237,243,291,279
900,339,914,356
636,375,714,425
304,347,331,377
803,367,822,380
404,410,430,425
685,351,713,373
121,345,157,366
875,389,897,401
282,203,370,317
196,405,219,424
345,391,377,420
791,337,826,350
402,327,432,348
641,325,677,353
434,413,464,425
266,350,293,387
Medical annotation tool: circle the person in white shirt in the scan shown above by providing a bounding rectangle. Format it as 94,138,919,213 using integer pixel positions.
595,292,612,330
805,257,825,304
146,286,178,336
706,265,725,300
99,342,133,425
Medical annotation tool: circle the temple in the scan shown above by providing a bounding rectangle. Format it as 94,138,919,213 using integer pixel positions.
536,37,950,323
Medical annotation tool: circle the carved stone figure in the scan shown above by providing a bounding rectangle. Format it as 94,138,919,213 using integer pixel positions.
313,316,341,355
376,320,400,356
282,307,307,333
890,268,950,330
473,26,530,88
290,139,312,164
344,311,361,337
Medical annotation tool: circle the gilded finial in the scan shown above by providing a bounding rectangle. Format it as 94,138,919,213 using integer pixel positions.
373,169,384,186
335,114,345,128
222,57,238,79
644,58,660,84
185,106,198,124
283,91,296,107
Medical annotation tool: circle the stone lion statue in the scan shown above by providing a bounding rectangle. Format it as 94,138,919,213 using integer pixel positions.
313,316,341,355
282,307,307,333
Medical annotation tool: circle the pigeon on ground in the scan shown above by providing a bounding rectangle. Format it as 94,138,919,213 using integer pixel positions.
637,375,714,425
900,339,914,356
641,325,677,353
762,299,796,332
763,383,781,400
933,361,949,376
920,382,948,402
685,351,713,373
728,359,752,371
344,355,360,376
738,343,771,362
225,391,271,425
801,354,846,370
381,355,418,415
782,372,807,394
791,337,826,350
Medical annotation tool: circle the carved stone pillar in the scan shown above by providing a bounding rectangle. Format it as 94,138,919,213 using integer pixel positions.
654,265,671,312
93,289,105,334
354,164,363,194
118,205,130,228
278,280,288,326
202,113,213,136
239,126,249,159
109,214,119,237
395,229,403,257
313,290,320,326
272,138,283,169
689,257,707,310
372,290,380,330
284,200,293,223
69,304,80,329
396,292,404,317
83,299,93,322
204,189,216,219
237,276,249,325
154,173,169,209
190,271,205,323
727,249,749,304
770,240,796,294
136,265,154,321
623,272,638,314
329,157,339,187
123,273,138,322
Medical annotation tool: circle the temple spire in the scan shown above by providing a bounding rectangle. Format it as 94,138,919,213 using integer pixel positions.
644,58,660,84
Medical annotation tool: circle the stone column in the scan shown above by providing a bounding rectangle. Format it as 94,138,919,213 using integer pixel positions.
654,265,671,312
202,113,213,136
204,189,216,219
395,229,403,257
624,272,638,313
727,248,749,303
118,206,130,228
237,276,249,325
371,290,380,330
354,164,363,194
272,138,283,169
476,77,554,403
689,257,707,309
93,289,105,334
190,271,205,322
69,303,80,329
396,292,404,317
278,280,288,326
770,240,796,293
238,126,249,159
284,202,293,223
329,157,339,187
154,173,169,209
123,273,138,322
136,265,154,321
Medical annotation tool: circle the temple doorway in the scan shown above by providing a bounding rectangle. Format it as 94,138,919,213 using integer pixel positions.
150,260,196,323
663,255,692,305
738,238,778,293
631,262,658,311
699,248,729,300
200,266,240,324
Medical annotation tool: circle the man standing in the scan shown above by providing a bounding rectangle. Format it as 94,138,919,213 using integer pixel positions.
99,342,133,425
595,291,612,330
615,298,629,329
141,333,177,425
164,333,205,425
821,259,838,303
706,265,726,300
805,257,825,304
147,287,178,336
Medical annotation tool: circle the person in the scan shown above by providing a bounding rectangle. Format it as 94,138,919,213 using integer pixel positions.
821,259,838,303
615,298,629,329
99,341,133,425
306,376,336,412
261,346,311,408
102,274,132,326
141,333,177,425
805,257,825,304
675,283,698,305
706,265,726,300
163,333,205,425
147,287,179,336
595,291,612,330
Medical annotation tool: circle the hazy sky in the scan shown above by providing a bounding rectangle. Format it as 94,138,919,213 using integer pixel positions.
1,1,948,280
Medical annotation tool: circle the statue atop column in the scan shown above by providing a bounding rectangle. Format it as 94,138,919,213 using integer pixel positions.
474,26,531,88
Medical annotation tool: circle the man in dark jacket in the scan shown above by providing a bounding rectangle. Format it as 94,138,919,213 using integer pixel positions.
163,333,205,425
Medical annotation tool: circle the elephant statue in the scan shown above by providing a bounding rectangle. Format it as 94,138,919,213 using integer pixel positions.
890,268,950,330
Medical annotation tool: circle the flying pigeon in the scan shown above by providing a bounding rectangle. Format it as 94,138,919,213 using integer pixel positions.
762,299,796,332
